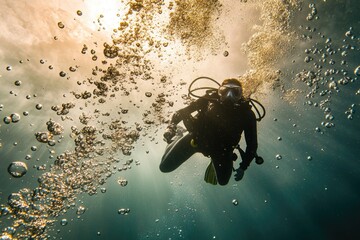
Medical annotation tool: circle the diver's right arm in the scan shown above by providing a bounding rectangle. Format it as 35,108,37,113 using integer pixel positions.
163,98,207,143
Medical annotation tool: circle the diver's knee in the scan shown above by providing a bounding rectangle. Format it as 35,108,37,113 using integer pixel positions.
159,163,171,173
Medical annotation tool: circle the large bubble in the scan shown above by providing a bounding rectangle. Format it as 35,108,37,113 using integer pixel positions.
355,66,360,77
7,162,28,178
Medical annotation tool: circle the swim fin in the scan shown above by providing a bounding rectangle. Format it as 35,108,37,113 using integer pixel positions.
204,162,218,185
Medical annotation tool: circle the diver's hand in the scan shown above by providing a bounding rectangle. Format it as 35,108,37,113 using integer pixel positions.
163,124,176,143
234,168,245,181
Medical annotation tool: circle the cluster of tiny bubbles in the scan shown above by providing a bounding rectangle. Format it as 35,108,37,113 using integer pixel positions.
103,43,119,58
0,233,12,240
232,199,238,206
47,119,64,135
321,121,334,128
60,218,68,226
118,208,130,215
3,113,21,124
117,178,128,187
7,161,28,178
306,3,318,21
345,104,356,120
35,131,52,143
315,127,323,134
276,154,282,160
76,206,86,215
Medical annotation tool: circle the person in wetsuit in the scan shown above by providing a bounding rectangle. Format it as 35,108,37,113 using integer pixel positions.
159,78,258,185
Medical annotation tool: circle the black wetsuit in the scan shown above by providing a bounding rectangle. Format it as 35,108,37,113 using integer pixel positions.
160,94,258,185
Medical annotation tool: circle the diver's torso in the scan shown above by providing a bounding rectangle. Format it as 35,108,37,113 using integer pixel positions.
196,101,249,152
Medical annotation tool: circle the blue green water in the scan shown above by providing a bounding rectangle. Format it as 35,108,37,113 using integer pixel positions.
0,0,359,239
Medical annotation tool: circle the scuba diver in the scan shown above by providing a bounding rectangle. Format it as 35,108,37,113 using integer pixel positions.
159,77,265,185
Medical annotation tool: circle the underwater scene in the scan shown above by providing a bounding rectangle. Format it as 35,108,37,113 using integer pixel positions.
0,0,359,239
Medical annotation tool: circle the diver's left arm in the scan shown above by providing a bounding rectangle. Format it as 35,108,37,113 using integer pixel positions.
240,110,258,170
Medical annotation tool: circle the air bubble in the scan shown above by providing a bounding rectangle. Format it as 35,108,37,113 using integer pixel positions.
145,92,152,97
69,66,76,72
60,219,68,226
76,206,86,215
328,81,337,89
345,30,353,37
11,113,21,123
223,51,229,57
232,199,238,206
14,80,22,86
8,161,28,178
35,104,43,110
77,10,83,16
354,66,360,77
307,156,312,161
117,178,128,186
6,66,12,71
59,71,67,77
118,208,130,215
3,116,11,124
48,140,56,147
58,22,65,29
276,154,282,160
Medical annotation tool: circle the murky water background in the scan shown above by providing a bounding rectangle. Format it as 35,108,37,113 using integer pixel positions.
0,0,359,239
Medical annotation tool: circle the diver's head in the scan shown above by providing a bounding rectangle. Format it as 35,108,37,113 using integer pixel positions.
218,78,243,104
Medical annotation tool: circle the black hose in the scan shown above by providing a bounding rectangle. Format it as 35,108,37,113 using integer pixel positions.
188,77,220,99
249,98,266,121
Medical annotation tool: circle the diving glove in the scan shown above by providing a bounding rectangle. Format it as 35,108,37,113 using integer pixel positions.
163,124,176,143
234,168,245,181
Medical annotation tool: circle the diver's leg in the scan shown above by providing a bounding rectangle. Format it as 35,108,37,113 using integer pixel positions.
211,152,233,185
159,133,196,172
